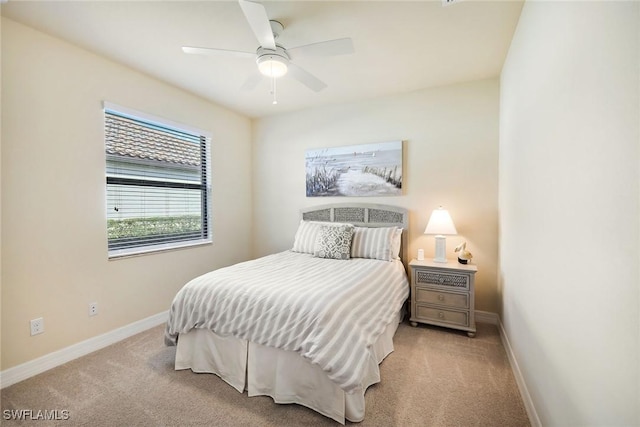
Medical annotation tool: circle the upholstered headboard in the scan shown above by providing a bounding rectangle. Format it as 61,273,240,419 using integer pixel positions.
300,203,409,262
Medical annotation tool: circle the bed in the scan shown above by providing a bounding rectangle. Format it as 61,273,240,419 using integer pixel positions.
164,204,409,424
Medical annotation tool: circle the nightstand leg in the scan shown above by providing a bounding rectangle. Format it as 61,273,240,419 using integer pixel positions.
410,321,418,327
467,331,475,338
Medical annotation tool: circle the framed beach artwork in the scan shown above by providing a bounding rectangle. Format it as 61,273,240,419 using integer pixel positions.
306,141,403,197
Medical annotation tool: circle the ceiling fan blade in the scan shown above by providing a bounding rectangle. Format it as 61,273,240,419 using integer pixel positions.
241,74,263,91
182,46,255,59
287,38,355,60
238,0,276,50
287,63,327,92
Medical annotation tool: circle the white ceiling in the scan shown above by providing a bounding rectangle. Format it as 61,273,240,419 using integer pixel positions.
1,0,523,118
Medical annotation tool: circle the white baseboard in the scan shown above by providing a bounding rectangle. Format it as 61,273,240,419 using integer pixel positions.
0,311,168,390
475,310,499,325
497,318,542,427
0,308,541,427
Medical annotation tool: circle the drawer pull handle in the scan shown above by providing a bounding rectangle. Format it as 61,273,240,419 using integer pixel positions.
438,312,445,319
438,295,445,301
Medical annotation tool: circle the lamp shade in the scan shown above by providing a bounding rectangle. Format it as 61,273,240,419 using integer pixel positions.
424,207,457,236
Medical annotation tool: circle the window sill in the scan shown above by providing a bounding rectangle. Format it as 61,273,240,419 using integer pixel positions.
108,239,212,260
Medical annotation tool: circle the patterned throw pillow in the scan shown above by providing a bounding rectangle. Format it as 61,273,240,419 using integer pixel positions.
313,224,355,260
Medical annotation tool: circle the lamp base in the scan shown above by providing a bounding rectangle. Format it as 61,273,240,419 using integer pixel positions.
433,235,448,263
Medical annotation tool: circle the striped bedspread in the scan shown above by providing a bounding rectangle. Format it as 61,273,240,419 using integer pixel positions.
164,250,409,393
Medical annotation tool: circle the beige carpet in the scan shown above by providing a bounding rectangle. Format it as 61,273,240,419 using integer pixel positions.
1,322,529,426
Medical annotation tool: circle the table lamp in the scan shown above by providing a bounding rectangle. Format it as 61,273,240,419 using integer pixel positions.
424,206,457,263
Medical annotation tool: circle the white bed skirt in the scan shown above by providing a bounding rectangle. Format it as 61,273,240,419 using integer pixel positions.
175,312,401,424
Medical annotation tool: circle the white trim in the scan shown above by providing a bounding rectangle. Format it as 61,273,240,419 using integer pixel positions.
0,311,168,389
103,101,212,139
0,307,541,427
475,310,499,325
498,317,542,427
108,239,212,260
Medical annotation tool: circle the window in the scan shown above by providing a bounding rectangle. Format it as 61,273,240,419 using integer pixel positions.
104,103,211,258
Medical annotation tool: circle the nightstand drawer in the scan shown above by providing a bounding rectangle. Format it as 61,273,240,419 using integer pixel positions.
415,288,469,309
415,270,469,291
415,305,469,327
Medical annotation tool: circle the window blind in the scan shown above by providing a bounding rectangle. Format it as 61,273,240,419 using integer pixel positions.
104,107,211,256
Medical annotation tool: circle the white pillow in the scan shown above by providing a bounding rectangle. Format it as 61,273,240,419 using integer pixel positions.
390,228,402,260
292,220,350,254
350,226,398,261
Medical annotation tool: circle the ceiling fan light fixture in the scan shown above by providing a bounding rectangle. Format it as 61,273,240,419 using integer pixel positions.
257,55,288,78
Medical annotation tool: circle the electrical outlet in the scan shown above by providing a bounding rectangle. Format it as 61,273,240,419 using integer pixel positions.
30,318,44,336
89,302,98,317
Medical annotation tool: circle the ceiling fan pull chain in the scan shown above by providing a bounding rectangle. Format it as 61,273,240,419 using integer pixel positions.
271,76,278,105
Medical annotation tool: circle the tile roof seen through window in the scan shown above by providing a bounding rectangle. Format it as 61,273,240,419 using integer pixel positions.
105,114,201,167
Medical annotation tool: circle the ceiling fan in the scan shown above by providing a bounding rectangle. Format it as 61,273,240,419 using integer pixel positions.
182,0,354,102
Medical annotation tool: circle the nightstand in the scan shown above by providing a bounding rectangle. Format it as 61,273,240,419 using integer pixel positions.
409,259,477,337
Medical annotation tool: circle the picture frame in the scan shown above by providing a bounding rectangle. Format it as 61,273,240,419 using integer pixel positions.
305,141,402,197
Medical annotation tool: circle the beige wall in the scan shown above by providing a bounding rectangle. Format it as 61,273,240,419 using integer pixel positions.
499,2,639,424
0,15,4,373
252,79,500,313
0,18,253,370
